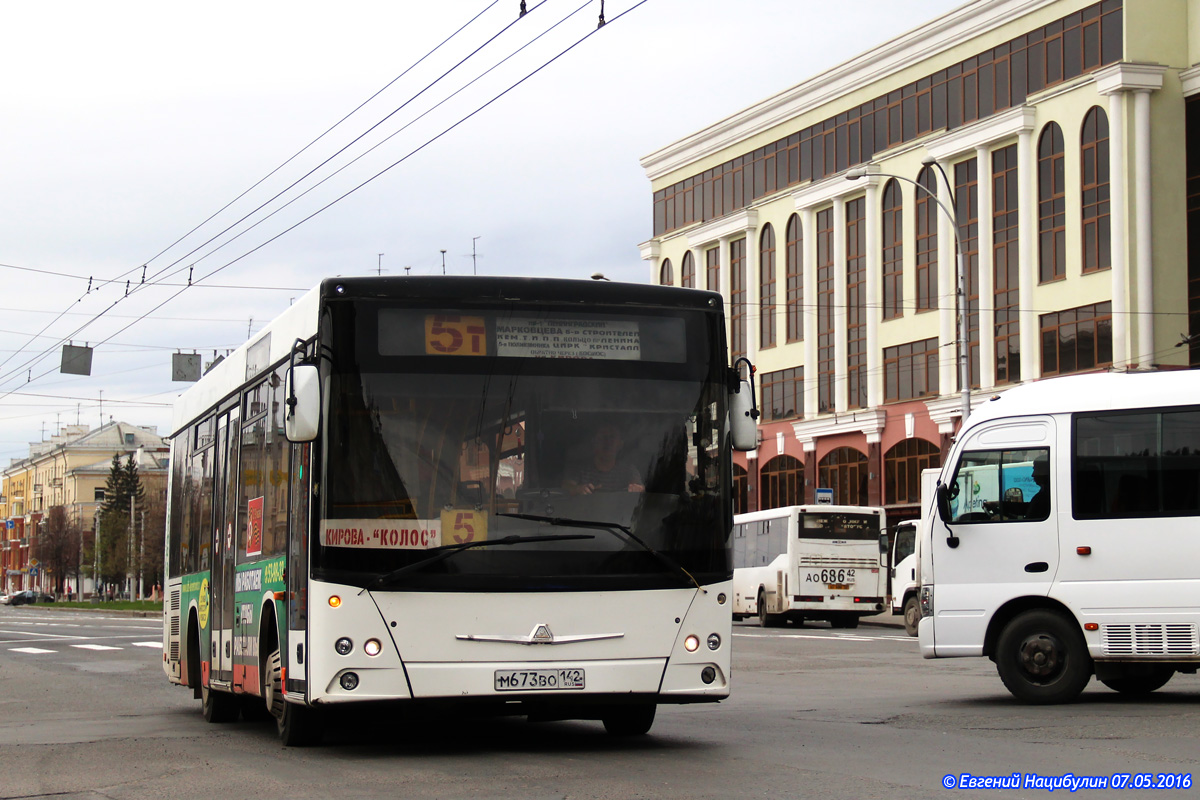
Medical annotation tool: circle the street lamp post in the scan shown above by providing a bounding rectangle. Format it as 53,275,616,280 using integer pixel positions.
846,165,971,426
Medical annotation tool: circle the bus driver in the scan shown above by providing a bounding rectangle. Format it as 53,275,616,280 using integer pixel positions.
563,423,645,495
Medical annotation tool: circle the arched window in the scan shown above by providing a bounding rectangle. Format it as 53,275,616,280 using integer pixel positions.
1081,107,1111,274
915,166,938,312
733,463,748,515
760,455,803,510
817,447,868,506
882,179,903,320
681,251,695,289
659,258,673,286
1038,122,1066,283
884,439,941,505
759,224,776,349
785,214,803,342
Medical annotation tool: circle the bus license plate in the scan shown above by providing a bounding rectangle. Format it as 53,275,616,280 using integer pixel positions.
495,668,586,691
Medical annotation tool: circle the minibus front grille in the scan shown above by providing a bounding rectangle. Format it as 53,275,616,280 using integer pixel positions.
1101,623,1199,657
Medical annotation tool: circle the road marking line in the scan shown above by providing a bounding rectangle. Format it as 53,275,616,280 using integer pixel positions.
9,647,55,654
132,642,162,648
70,644,122,651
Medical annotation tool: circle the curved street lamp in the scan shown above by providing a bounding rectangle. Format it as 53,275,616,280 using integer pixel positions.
846,164,971,426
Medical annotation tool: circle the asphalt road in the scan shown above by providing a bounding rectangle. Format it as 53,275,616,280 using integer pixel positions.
1,606,1197,799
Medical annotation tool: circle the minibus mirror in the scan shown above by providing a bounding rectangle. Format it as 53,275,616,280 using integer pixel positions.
935,483,952,522
285,364,320,442
879,531,889,554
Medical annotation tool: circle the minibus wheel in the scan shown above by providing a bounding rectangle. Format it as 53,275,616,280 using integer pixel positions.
995,609,1092,704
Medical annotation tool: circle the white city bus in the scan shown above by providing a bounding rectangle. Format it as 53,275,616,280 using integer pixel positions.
732,504,888,628
162,276,758,744
920,370,1200,703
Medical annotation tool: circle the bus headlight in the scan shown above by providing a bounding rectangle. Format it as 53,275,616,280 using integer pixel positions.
334,637,353,656
364,638,382,657
340,672,359,690
707,633,721,651
684,634,700,652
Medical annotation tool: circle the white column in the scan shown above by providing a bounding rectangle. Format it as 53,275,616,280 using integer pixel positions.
935,160,956,397
1018,126,1037,382
865,179,883,408
802,207,819,419
976,145,995,391
1134,89,1155,367
1106,90,1130,367
833,197,848,413
746,227,760,365
719,236,732,351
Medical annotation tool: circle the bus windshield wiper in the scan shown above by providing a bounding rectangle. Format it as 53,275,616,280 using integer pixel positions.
362,533,595,592
496,512,705,592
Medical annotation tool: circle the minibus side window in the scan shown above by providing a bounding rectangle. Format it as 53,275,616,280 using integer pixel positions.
947,448,1051,523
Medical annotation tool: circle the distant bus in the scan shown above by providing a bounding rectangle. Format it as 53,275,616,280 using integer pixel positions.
162,276,758,744
732,505,888,628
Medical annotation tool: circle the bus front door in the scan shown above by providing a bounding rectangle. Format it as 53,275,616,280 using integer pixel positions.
927,418,1059,656
210,408,241,685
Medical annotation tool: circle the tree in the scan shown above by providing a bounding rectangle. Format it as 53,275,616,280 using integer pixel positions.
95,453,147,595
34,505,81,597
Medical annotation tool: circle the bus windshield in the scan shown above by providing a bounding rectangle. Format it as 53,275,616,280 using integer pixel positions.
316,301,732,591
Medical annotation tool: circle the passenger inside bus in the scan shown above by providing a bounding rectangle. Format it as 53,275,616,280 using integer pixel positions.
563,422,645,495
1025,458,1051,521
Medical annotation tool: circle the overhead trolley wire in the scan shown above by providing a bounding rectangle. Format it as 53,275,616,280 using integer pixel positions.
0,1,649,401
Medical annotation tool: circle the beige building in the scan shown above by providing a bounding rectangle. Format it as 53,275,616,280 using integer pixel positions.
641,0,1197,520
1,421,167,594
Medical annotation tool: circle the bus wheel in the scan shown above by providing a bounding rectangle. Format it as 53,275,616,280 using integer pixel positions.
602,704,656,736
757,591,781,628
995,610,1092,704
267,647,323,746
201,683,239,723
903,596,921,637
1099,667,1174,696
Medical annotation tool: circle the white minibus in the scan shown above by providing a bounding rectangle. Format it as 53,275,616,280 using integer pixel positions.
920,371,1200,703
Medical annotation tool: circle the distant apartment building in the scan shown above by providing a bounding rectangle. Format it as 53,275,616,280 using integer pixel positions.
1,421,167,593
641,0,1198,520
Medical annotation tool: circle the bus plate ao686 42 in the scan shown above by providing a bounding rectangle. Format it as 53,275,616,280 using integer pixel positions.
494,668,586,691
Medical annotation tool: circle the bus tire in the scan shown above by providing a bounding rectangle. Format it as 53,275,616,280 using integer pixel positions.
602,704,656,736
201,683,239,723
903,596,921,637
1099,667,1174,696
757,590,781,628
995,609,1092,704
268,647,323,746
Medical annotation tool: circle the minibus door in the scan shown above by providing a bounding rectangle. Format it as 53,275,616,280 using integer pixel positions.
927,417,1059,656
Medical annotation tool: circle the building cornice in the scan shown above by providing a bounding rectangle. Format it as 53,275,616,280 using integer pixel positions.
641,0,1063,182
1181,65,1200,98
686,210,758,249
924,105,1037,162
791,409,888,450
1093,62,1168,96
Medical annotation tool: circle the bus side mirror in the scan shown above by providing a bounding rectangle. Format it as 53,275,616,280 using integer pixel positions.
729,377,759,451
285,364,321,443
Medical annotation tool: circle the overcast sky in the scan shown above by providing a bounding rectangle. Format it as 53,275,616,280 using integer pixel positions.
0,0,963,463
